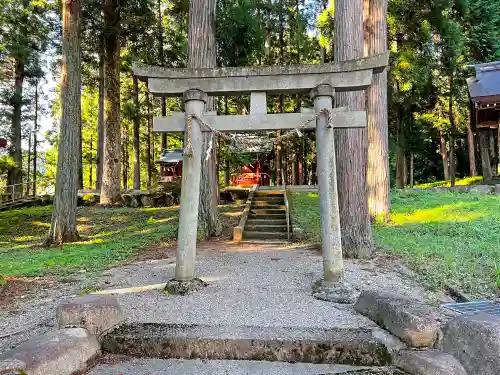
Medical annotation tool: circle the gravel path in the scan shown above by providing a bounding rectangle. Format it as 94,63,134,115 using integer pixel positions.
0,244,454,354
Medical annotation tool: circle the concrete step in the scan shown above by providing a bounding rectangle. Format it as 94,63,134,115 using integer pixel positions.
253,196,285,201
100,323,401,366
245,224,287,232
246,219,287,226
250,209,286,215
244,231,288,240
86,358,400,375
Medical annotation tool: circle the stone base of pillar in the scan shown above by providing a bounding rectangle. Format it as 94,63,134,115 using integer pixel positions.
312,279,356,304
164,278,207,296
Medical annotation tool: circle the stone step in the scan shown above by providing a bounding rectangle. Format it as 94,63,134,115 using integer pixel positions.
238,239,290,245
252,200,285,207
254,191,285,196
244,231,288,240
245,224,288,232
249,214,287,221
100,323,402,366
246,219,287,226
250,209,286,215
86,358,400,375
251,204,285,210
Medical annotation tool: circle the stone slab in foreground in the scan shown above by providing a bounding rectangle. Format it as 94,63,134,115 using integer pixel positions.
394,350,467,375
441,313,500,375
57,294,123,336
354,291,440,348
101,323,404,366
86,358,407,375
0,328,99,375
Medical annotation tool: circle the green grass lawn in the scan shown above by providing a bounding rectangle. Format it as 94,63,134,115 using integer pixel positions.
414,176,483,188
0,203,242,278
289,190,500,297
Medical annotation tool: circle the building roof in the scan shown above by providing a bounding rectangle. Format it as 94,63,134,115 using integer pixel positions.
155,149,183,164
467,61,500,103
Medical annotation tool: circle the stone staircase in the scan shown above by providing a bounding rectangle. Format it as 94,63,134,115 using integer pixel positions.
243,190,289,243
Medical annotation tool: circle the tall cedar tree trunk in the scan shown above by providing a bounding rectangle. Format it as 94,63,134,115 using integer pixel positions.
8,0,29,194
467,110,477,176
479,131,493,181
439,129,449,180
89,135,93,188
189,0,221,238
146,90,152,189
9,59,24,195
96,35,105,190
409,153,414,188
366,0,390,222
157,0,168,150
122,121,129,190
33,82,38,195
489,129,497,175
101,0,122,204
448,76,456,187
133,74,141,189
27,130,31,195
47,0,81,245
334,0,373,258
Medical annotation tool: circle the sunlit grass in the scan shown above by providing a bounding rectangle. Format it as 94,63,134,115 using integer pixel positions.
0,202,243,279
289,190,500,297
414,176,483,188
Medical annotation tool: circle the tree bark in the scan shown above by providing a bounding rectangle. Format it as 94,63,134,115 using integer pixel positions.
101,0,122,204
9,59,24,194
366,0,390,222
467,112,477,177
157,0,167,151
395,108,405,188
409,153,414,188
33,81,38,195
47,0,81,245
96,34,105,190
440,129,449,180
146,90,152,189
122,121,129,190
449,76,456,187
479,131,493,182
27,129,32,195
133,75,141,190
489,129,497,175
333,0,373,258
188,0,221,238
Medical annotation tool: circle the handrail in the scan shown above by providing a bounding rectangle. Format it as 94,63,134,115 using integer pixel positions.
281,169,291,241
1,178,55,205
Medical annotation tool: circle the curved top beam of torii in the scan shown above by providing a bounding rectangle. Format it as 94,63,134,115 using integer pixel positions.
132,52,389,97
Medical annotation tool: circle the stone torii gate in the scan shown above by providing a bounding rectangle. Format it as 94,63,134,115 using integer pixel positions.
133,53,388,299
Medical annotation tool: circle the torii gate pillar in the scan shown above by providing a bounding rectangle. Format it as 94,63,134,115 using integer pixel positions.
165,89,207,294
311,85,343,283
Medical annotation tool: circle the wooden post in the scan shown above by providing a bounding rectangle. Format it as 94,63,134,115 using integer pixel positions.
311,85,343,283
175,89,207,281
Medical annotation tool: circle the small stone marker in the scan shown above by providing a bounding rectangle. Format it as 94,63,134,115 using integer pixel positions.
394,349,467,375
57,294,123,336
441,312,500,375
354,290,440,348
0,328,99,375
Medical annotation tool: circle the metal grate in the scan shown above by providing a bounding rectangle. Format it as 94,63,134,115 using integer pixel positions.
442,301,500,316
